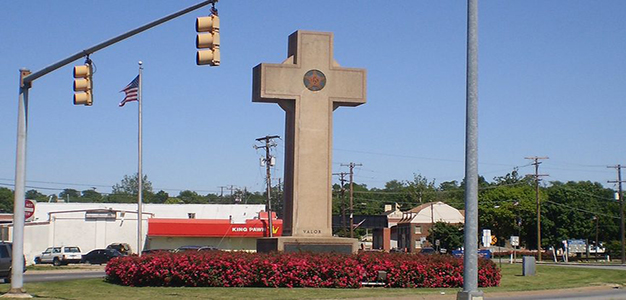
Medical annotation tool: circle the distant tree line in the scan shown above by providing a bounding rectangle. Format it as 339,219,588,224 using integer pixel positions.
331,168,621,254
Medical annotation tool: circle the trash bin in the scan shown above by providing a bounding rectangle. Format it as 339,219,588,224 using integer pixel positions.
522,256,536,276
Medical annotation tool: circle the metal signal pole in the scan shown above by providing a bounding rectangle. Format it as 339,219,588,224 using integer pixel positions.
9,2,218,296
458,1,481,298
255,135,279,237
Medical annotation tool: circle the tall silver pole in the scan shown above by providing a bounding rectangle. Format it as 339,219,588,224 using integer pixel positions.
7,70,32,296
137,62,143,255
458,0,482,299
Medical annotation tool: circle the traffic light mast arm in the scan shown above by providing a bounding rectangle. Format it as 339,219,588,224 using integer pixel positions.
22,0,217,86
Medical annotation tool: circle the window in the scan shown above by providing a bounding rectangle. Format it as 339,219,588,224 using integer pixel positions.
188,213,196,219
414,226,422,234
53,247,61,253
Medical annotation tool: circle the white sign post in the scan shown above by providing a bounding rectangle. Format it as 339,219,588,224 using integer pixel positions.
511,235,520,263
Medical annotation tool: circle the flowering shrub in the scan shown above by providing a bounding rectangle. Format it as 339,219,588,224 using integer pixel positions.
106,251,500,288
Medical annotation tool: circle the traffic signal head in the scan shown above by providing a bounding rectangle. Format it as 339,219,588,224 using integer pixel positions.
196,15,220,66
73,63,93,106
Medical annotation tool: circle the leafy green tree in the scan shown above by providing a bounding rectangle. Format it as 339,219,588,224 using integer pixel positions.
150,190,169,204
544,181,617,250
178,190,204,204
25,189,47,202
479,184,536,248
81,189,103,202
0,188,14,213
109,173,154,203
428,222,464,251
59,189,80,202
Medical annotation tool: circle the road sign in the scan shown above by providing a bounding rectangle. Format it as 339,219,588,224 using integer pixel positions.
25,199,35,221
490,235,497,245
511,236,519,247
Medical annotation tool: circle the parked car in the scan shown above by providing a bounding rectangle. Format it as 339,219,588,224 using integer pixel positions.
141,249,170,255
34,246,82,266
106,243,131,255
419,247,436,255
0,242,24,283
81,249,123,265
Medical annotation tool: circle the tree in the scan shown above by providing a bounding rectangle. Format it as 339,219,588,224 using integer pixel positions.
478,183,535,248
112,173,153,195
0,188,13,213
178,190,204,204
109,173,154,203
25,189,48,202
81,189,103,202
428,222,464,251
150,190,169,204
544,181,617,250
59,189,80,202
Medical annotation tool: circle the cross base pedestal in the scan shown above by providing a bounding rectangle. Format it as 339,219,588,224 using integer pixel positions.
257,237,358,254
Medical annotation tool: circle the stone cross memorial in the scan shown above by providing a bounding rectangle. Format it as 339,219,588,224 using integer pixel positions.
253,30,366,253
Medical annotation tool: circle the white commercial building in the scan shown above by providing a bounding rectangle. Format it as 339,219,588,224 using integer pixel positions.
3,202,266,265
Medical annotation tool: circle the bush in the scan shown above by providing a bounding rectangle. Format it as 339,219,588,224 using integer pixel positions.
106,251,500,288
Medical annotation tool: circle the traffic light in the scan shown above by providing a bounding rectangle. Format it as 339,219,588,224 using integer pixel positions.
196,14,220,66
73,62,93,106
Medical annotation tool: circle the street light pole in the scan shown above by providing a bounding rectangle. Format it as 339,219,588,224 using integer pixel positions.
7,70,31,296
458,0,482,299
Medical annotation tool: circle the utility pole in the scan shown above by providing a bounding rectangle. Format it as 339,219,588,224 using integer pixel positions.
608,164,625,264
255,135,279,237
525,156,549,261
341,163,361,238
333,172,348,236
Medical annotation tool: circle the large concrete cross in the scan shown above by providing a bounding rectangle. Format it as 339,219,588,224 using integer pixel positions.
253,31,366,237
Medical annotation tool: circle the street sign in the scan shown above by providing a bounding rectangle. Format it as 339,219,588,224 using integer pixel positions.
490,235,497,245
25,199,35,221
511,236,519,247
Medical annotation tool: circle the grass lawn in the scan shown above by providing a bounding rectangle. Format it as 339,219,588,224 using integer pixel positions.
2,264,625,299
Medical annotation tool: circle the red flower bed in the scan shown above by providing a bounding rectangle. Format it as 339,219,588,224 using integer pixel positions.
105,251,500,288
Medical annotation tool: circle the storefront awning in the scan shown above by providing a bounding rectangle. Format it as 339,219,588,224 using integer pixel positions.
148,218,283,238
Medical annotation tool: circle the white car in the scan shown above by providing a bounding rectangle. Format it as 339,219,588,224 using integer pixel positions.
34,246,82,266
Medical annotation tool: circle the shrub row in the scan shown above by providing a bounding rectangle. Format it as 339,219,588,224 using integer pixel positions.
105,251,500,288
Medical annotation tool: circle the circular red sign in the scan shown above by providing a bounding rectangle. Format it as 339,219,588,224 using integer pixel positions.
25,199,35,219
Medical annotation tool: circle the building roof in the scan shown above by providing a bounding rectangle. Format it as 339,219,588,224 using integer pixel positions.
32,202,265,223
398,202,464,224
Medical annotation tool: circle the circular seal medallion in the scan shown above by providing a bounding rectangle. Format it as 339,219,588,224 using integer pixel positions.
303,69,326,91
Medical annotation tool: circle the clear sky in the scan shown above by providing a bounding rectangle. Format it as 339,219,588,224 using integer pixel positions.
1,1,625,197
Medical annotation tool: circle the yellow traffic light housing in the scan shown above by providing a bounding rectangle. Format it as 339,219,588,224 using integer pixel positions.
196,14,220,66
73,63,93,106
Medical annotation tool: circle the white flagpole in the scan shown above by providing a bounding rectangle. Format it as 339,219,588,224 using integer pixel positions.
137,61,143,255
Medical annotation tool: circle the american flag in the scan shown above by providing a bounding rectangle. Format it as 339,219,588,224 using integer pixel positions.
119,75,139,107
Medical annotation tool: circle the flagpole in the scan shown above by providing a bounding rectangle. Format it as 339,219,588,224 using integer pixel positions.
137,61,143,255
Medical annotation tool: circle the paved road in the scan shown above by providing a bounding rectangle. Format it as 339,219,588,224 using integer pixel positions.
487,286,626,300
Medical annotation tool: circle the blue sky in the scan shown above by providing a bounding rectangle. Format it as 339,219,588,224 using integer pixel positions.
1,1,625,197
